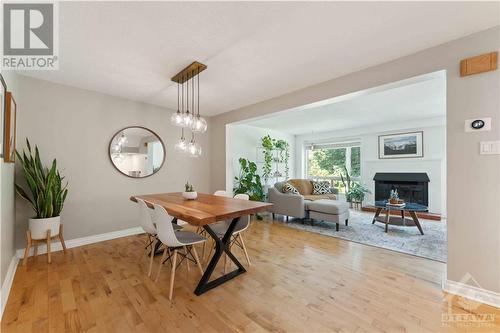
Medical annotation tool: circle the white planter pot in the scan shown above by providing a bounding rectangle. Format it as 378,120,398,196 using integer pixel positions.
29,216,60,240
182,191,198,200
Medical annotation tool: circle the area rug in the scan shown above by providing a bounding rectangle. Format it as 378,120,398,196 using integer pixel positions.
270,210,447,262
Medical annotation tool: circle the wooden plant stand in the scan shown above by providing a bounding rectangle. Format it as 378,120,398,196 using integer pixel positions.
22,224,67,265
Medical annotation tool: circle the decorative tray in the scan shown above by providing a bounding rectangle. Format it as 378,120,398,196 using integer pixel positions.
386,202,406,207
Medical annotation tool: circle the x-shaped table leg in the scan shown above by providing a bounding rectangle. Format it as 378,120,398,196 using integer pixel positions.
194,217,246,295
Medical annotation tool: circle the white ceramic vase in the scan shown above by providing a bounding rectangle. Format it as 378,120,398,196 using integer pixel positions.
29,216,60,240
182,191,198,200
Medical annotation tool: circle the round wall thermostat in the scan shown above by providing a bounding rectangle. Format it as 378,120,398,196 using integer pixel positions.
471,119,485,129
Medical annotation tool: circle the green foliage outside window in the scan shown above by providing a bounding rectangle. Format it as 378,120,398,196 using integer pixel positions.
307,148,347,177
307,145,361,194
350,146,360,177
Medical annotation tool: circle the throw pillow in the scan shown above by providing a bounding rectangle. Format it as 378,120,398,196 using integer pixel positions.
282,182,299,195
312,181,331,195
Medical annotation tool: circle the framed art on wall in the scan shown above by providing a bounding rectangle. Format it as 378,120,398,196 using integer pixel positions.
4,92,17,163
378,131,423,159
0,74,6,158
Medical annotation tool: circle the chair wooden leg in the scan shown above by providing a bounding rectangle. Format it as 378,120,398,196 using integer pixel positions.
46,230,52,264
59,224,67,253
184,246,190,272
191,245,204,275
238,234,251,267
202,240,207,259
168,250,178,301
155,247,169,282
23,231,32,266
148,239,157,277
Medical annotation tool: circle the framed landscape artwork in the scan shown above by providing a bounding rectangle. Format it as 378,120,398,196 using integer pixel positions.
0,75,6,158
378,131,423,159
4,92,17,163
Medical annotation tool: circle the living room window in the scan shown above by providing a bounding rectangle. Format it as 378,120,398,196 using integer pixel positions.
305,142,361,193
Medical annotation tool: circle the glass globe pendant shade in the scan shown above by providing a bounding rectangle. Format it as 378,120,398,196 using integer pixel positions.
187,140,202,157
191,115,207,133
170,110,184,127
112,143,121,153
174,137,187,152
112,153,124,163
182,111,194,127
118,132,128,145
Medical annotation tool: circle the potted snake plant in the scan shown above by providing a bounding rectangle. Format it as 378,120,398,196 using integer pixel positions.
15,139,68,240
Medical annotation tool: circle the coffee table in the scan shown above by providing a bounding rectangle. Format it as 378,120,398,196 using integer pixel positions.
372,200,428,235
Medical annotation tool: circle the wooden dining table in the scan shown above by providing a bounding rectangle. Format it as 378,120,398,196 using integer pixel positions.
130,192,273,295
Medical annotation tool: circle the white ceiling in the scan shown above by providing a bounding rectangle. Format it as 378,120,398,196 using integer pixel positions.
242,71,446,135
20,2,499,116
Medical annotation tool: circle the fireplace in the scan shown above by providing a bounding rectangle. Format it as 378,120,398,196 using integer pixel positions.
373,173,430,207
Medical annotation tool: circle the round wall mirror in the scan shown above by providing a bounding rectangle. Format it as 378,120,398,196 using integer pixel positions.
109,126,165,178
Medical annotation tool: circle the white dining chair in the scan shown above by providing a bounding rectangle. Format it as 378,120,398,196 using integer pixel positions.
208,193,252,271
153,204,207,300
137,199,182,277
198,190,229,257
137,199,159,277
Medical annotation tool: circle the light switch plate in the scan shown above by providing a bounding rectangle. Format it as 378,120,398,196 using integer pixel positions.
465,117,491,132
480,141,500,155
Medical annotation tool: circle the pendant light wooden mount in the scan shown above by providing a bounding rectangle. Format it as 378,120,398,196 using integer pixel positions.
171,61,207,84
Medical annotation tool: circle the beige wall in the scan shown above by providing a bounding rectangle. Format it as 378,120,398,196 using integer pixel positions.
0,72,18,285
211,27,500,292
14,76,211,249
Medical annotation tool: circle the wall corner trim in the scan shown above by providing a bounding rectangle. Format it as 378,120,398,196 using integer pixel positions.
443,279,500,309
1,255,20,320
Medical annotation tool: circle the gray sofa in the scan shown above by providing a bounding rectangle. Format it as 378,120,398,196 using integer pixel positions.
268,180,345,219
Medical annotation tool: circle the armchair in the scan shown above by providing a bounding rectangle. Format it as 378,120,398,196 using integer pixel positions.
268,187,306,219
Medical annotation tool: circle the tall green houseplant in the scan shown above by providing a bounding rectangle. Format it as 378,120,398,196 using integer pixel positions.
233,158,265,202
338,165,370,202
261,135,274,184
15,139,68,219
274,139,290,179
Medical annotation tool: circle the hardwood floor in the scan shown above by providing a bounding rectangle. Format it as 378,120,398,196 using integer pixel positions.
2,219,499,332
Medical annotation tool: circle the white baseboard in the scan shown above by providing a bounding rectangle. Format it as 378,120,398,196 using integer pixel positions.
15,226,144,259
443,279,500,308
1,255,19,320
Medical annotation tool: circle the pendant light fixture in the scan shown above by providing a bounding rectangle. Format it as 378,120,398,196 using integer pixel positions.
190,68,207,133
182,72,193,128
170,61,207,156
174,127,187,152
186,70,202,157
187,132,202,157
170,81,183,126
